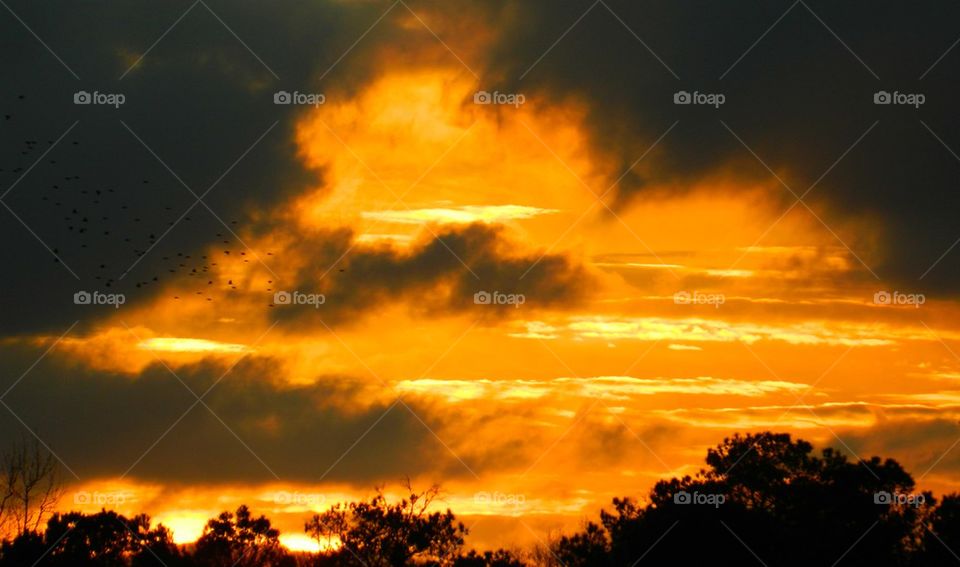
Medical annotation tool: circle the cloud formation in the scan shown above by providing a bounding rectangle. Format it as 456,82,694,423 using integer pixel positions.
272,223,592,325
0,344,453,485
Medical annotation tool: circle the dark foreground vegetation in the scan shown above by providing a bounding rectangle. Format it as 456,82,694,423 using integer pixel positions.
2,432,959,566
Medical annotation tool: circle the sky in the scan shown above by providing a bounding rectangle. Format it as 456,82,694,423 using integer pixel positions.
2,0,960,553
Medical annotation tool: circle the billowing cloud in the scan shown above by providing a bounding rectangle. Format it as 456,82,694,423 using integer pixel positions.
271,223,592,325
410,0,960,292
0,0,499,336
0,343,455,485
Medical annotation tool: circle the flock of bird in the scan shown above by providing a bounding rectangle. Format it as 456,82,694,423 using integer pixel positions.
2,93,288,306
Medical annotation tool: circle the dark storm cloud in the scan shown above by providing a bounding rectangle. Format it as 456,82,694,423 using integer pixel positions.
5,0,960,334
271,223,592,325
448,0,960,294
0,0,434,335
0,342,479,485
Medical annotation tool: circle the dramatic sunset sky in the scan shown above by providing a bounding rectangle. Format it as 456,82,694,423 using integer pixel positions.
3,0,960,552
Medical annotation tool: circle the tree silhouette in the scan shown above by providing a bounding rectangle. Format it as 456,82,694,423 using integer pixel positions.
2,431,959,566
0,509,182,567
305,483,467,566
193,505,293,567
554,432,935,566
0,435,62,536
917,493,960,566
0,530,46,567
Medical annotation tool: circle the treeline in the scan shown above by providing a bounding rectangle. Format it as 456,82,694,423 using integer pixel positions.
0,490,524,567
3,432,960,565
